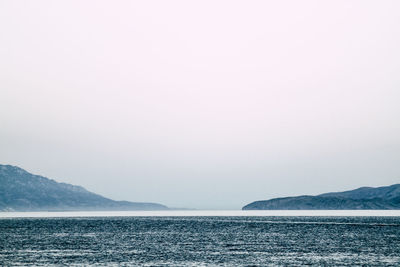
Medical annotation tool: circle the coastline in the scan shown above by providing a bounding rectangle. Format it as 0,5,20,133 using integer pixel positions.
2,209,400,218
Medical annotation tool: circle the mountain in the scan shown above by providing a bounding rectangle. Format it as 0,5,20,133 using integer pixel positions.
0,164,168,211
242,184,400,210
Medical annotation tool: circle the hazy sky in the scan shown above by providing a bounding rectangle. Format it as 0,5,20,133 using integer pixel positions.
1,1,399,209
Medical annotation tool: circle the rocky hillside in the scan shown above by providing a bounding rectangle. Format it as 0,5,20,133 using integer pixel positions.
243,184,400,210
0,164,168,211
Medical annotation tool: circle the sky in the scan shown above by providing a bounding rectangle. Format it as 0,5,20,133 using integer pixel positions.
1,0,399,209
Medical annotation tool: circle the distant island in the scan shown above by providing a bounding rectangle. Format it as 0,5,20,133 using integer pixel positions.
0,164,168,211
243,184,400,210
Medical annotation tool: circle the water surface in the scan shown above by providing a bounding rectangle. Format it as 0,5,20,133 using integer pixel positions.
1,212,400,266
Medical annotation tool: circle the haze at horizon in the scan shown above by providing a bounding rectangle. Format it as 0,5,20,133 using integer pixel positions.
1,0,399,209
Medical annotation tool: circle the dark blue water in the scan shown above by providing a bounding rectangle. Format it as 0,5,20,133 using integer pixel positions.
1,216,400,266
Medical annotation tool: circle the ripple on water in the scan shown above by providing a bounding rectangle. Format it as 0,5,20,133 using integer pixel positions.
0,216,400,266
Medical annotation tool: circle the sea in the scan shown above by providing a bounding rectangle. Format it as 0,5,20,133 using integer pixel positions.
1,210,400,266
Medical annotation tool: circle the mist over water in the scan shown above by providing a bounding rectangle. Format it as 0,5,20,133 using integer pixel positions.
1,1,400,266
1,1,400,209
2,210,400,218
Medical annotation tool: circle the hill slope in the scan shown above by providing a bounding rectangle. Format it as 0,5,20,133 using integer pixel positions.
0,164,168,211
242,184,400,210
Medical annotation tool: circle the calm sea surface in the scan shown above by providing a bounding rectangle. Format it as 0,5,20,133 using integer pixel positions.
1,211,400,266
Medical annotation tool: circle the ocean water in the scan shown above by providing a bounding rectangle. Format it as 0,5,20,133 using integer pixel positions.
1,212,400,266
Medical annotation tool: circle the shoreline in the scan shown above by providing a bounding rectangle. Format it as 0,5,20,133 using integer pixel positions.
2,210,400,218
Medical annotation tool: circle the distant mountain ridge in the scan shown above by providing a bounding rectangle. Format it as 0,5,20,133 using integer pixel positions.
242,184,400,210
0,164,168,211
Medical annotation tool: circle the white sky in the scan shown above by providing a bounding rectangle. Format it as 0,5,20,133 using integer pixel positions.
1,0,399,209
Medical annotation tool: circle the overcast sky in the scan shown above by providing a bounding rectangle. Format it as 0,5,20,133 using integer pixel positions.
1,1,399,209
